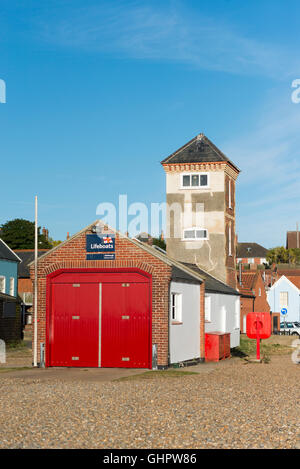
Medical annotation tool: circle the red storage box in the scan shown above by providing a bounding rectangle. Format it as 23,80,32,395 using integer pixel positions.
205,332,231,362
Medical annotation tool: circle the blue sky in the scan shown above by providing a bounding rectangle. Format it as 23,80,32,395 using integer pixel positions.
1,0,300,247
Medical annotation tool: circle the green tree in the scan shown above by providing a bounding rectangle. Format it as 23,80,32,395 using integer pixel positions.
266,246,299,265
0,218,52,249
152,237,166,250
48,237,62,248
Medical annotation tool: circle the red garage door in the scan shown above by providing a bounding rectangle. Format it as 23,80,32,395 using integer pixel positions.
47,270,151,368
101,282,151,368
49,282,100,367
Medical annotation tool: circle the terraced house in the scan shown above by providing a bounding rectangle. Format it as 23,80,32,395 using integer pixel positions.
0,238,22,343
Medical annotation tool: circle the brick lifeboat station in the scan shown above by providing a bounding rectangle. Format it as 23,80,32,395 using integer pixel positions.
29,134,241,369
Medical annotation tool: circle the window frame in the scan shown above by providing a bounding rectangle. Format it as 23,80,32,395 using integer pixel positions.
170,292,182,324
228,179,232,209
182,227,209,241
180,172,210,189
279,291,289,308
0,276,6,294
205,294,211,322
9,277,15,296
228,222,232,256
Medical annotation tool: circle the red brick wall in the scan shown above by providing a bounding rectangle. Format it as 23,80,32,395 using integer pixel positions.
18,278,33,294
225,217,237,289
240,296,254,333
253,274,270,313
30,229,173,367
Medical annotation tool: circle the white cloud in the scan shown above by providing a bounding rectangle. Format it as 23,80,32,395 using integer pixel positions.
38,1,298,78
222,92,300,246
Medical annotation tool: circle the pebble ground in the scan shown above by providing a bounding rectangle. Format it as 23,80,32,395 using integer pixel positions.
1,353,300,449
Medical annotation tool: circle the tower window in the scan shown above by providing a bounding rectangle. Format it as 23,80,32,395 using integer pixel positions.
181,173,209,188
183,228,208,240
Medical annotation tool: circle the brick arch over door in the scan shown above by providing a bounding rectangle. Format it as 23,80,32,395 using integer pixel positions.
46,267,153,368
43,259,156,276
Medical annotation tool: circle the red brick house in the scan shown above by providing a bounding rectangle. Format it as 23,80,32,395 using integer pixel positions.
236,243,268,268
29,220,240,369
15,250,49,307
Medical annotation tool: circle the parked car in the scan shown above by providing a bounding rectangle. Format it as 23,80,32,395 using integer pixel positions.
280,322,300,335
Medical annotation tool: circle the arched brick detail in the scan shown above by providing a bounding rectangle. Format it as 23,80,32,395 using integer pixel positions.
30,228,173,368
44,259,155,276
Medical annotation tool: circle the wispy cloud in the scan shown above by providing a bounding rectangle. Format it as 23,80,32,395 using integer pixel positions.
222,92,300,246
38,0,297,78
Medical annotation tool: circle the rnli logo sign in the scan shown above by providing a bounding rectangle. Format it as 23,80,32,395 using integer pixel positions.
86,234,115,260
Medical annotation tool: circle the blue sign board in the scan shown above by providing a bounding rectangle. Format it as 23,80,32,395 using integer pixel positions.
86,234,115,253
281,308,288,315
86,234,115,260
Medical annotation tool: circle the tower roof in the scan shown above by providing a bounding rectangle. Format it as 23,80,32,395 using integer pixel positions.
161,133,240,172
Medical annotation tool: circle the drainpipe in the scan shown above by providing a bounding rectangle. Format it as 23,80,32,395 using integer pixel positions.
33,196,38,367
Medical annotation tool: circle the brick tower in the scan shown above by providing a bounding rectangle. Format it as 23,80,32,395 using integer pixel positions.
161,133,240,289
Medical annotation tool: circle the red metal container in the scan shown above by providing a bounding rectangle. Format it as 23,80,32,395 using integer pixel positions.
205,332,231,362
246,312,271,339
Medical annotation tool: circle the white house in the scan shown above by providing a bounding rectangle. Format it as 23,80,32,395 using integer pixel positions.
267,275,300,322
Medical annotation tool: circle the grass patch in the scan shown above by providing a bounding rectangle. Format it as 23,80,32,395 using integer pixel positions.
7,341,28,350
0,367,32,374
115,370,199,382
233,336,292,358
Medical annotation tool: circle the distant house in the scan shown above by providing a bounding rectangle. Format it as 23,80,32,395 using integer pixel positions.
267,275,300,323
286,231,300,249
236,243,268,267
0,239,22,343
0,238,20,297
237,271,274,333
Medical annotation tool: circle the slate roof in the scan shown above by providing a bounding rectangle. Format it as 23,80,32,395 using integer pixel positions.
0,291,19,302
171,265,201,285
182,262,240,296
15,250,50,278
161,133,240,172
237,243,268,258
0,239,21,263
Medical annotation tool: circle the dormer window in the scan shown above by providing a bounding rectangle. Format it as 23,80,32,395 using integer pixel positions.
181,173,209,189
183,228,208,241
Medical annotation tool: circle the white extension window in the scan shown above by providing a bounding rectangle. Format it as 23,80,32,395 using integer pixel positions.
0,276,5,294
170,293,182,323
181,173,209,189
205,295,211,322
280,291,288,308
9,277,14,296
228,223,232,256
183,228,208,241
228,179,232,208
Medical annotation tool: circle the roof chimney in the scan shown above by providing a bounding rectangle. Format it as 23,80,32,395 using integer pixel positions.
66,232,70,240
